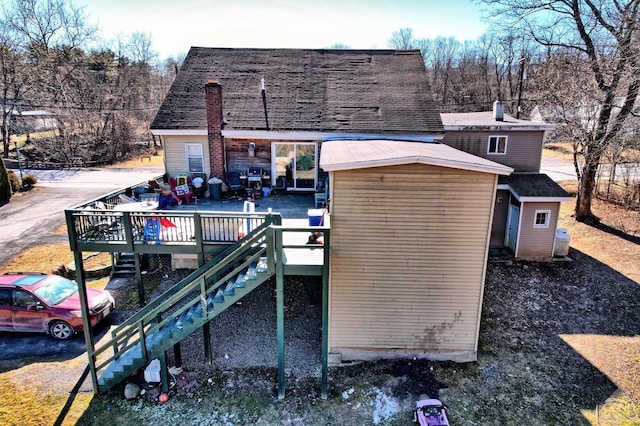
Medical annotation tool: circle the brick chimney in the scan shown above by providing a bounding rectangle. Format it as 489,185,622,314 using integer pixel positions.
205,80,225,179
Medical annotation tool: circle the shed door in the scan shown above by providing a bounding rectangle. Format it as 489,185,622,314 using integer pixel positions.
506,205,519,252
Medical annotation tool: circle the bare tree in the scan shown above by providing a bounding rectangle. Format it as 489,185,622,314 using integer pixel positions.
481,0,640,222
0,25,29,157
388,27,416,49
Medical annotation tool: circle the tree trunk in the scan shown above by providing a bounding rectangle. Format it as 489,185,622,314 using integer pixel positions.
575,158,600,223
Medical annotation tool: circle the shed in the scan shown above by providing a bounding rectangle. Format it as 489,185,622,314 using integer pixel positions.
320,139,512,362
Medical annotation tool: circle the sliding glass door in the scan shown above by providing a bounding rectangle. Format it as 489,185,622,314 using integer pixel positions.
272,142,317,190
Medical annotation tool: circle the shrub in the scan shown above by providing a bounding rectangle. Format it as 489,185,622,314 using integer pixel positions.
22,173,37,187
7,170,20,192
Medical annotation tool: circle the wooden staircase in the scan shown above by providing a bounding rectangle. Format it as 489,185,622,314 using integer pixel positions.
111,252,136,276
93,222,276,393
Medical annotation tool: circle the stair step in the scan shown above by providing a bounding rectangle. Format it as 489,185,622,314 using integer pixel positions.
189,302,204,318
213,287,225,303
111,270,135,276
245,263,258,280
223,278,237,296
256,257,268,273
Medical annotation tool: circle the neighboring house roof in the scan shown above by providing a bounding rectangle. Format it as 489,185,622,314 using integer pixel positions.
151,48,444,137
499,174,572,202
441,111,555,131
320,139,513,175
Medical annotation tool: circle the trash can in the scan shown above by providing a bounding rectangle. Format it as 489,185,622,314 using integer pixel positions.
554,228,570,257
209,183,222,200
308,209,324,226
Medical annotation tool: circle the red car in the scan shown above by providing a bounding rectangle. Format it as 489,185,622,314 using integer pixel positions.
0,272,115,340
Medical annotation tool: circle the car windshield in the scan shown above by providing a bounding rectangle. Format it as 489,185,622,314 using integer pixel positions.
32,276,78,306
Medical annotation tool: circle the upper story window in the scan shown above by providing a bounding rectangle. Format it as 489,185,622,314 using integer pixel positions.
185,143,204,173
488,135,508,155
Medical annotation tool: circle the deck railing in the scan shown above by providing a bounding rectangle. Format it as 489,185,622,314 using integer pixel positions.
66,204,272,255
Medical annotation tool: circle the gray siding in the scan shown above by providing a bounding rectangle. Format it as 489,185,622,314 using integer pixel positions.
517,202,560,260
441,130,544,172
328,163,497,360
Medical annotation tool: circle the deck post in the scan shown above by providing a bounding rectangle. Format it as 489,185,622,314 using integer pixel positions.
173,342,182,368
203,322,213,365
135,253,144,306
73,250,99,393
159,352,169,393
321,229,330,399
275,226,285,399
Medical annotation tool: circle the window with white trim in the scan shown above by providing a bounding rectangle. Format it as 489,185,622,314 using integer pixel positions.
185,143,204,173
533,210,551,228
488,135,508,154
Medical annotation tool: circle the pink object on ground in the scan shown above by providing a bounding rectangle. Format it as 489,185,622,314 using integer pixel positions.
414,399,450,426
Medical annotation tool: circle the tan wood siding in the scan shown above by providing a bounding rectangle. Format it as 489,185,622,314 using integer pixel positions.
329,163,496,357
441,130,543,172
164,135,209,177
517,202,559,259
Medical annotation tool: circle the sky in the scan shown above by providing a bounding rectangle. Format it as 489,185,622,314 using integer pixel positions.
77,0,488,61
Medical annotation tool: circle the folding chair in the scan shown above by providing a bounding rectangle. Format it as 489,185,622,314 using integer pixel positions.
271,176,287,200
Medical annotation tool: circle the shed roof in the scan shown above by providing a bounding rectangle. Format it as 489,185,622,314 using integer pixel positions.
499,173,572,201
151,48,443,136
441,111,555,131
319,139,513,175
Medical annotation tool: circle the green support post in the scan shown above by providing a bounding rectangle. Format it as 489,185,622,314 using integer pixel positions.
203,322,212,365
160,352,169,393
321,229,330,399
73,251,99,393
135,253,145,307
275,226,285,399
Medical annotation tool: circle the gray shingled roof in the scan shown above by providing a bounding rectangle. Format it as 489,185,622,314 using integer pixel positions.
499,174,572,199
151,47,443,135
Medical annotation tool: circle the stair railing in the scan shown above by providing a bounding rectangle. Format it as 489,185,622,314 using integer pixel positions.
90,215,280,380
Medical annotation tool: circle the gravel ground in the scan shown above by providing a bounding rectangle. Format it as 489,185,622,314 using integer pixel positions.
110,270,325,382
163,273,324,379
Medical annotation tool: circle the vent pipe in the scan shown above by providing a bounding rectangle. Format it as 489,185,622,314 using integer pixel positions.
261,77,270,131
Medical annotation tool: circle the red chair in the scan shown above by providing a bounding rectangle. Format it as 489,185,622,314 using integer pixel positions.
169,177,193,203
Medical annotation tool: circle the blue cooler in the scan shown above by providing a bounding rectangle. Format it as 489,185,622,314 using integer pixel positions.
308,209,324,226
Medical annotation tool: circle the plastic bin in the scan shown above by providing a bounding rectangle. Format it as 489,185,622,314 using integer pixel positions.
144,358,161,382
308,209,324,226
554,228,570,257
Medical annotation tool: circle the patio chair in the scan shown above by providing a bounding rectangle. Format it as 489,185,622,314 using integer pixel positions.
271,176,287,200
226,171,245,200
315,178,329,208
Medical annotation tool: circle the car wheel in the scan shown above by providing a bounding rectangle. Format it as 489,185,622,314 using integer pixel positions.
49,320,74,340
